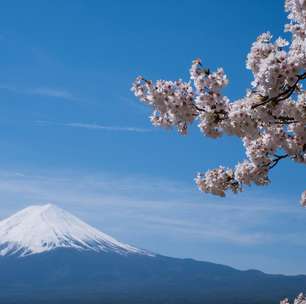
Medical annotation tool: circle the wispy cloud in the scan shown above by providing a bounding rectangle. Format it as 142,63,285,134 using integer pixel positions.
27,87,77,101
0,169,302,245
36,120,152,133
0,83,79,102
0,84,19,93
0,169,304,274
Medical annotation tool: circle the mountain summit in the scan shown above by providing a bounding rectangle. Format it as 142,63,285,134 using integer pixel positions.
0,204,148,257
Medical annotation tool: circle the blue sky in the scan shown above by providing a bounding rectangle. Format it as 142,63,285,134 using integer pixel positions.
0,0,305,275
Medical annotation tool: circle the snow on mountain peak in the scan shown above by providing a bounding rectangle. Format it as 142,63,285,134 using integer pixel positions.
0,204,150,257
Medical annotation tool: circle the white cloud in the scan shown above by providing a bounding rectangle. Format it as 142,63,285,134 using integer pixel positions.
27,87,77,101
0,83,79,101
0,169,303,247
0,169,305,274
36,121,152,133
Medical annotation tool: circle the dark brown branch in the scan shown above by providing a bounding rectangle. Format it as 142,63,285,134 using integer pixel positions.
252,72,306,109
269,154,289,169
273,120,299,125
192,104,206,112
271,115,299,124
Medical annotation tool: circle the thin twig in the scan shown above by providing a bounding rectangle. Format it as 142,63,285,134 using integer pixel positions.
269,154,289,169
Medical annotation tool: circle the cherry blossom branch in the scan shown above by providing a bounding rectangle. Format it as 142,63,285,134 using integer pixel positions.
281,293,306,304
252,72,306,109
132,0,306,206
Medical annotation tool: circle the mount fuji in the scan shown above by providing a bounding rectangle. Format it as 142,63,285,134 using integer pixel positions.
0,204,149,257
0,204,305,304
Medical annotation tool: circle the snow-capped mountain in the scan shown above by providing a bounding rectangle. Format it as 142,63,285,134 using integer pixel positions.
0,204,149,257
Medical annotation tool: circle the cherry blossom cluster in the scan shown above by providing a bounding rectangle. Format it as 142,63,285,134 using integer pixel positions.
132,0,306,205
132,77,197,135
195,167,240,197
281,293,306,304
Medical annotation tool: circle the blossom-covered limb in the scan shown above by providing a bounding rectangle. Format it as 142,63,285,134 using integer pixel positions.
132,0,306,205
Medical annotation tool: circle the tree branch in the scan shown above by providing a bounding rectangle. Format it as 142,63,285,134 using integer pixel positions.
252,72,306,109
269,154,289,169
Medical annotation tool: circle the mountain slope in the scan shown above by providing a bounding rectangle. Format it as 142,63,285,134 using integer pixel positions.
0,204,149,256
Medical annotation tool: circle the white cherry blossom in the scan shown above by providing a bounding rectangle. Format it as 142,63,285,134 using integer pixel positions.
132,0,306,204
281,293,306,304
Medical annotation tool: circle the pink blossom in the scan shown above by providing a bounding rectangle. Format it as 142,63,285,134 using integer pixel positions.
131,0,306,204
